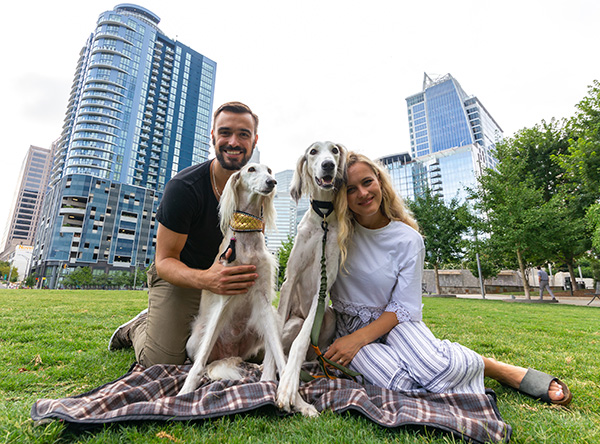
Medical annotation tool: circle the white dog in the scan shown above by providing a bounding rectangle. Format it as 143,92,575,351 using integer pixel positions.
178,163,287,396
276,141,347,416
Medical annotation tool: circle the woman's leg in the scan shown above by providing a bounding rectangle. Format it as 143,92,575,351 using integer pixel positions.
482,357,565,401
385,321,485,394
349,341,425,392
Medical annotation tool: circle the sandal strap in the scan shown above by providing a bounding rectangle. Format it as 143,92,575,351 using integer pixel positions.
519,368,556,403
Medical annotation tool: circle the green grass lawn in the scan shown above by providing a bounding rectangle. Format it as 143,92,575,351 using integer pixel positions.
1,289,599,443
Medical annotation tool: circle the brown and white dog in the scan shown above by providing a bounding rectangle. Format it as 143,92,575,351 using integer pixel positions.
276,141,347,417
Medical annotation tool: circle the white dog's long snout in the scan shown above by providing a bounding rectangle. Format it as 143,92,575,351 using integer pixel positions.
263,177,277,193
321,159,335,173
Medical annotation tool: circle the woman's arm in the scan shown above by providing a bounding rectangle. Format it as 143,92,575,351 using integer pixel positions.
323,311,399,366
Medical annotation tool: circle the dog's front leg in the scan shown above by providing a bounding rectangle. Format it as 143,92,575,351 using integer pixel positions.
276,293,320,417
261,305,287,382
178,298,230,396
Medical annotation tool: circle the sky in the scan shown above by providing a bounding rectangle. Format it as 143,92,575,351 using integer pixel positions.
1,0,599,239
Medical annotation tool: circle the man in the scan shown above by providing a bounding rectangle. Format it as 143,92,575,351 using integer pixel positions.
109,101,260,367
537,266,557,301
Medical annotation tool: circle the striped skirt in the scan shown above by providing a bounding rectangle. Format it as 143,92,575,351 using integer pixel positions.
336,313,485,395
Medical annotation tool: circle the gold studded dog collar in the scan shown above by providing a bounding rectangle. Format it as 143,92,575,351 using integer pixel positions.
229,211,264,232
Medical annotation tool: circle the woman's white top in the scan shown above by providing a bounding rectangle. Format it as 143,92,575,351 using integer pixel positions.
331,220,425,326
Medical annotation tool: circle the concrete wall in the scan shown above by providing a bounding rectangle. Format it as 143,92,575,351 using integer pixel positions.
422,269,593,294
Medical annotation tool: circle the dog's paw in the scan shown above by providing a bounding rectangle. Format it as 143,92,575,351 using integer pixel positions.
294,394,319,417
178,380,196,396
276,386,294,412
276,370,300,411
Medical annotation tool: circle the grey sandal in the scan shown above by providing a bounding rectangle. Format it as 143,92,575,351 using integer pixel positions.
518,368,573,406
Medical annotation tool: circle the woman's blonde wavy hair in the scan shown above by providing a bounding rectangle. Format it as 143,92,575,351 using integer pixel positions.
335,151,419,268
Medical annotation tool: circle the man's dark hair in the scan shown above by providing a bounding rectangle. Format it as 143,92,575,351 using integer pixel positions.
213,101,259,134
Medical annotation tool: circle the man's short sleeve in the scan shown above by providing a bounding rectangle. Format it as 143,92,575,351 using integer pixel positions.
156,178,197,235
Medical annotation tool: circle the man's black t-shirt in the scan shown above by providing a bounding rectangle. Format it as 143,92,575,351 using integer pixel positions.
156,160,222,270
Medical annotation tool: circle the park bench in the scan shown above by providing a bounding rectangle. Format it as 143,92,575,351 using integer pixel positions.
422,282,432,296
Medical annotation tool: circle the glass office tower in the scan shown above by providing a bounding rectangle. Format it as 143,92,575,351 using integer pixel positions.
387,73,503,203
31,4,216,287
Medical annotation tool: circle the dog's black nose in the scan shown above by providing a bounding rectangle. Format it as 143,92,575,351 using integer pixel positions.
266,178,277,189
322,160,335,172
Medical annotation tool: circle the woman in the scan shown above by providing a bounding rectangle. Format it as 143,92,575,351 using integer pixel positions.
323,152,571,405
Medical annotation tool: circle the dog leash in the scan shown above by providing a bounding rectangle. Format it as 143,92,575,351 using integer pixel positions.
302,200,363,383
220,210,264,263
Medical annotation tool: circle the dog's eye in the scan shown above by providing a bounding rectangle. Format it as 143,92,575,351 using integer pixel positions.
332,147,339,154
267,168,272,174
248,167,256,172
309,149,317,155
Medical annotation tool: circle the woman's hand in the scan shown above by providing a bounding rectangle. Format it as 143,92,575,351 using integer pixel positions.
323,332,366,367
324,312,400,367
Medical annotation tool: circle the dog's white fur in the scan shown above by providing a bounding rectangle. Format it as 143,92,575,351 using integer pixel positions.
276,141,346,416
178,163,287,396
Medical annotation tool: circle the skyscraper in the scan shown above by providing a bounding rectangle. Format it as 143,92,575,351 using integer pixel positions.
406,73,502,165
31,4,216,288
382,73,503,203
0,145,53,278
263,169,311,254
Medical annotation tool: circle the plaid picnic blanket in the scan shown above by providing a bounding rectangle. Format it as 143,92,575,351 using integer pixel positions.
31,362,511,443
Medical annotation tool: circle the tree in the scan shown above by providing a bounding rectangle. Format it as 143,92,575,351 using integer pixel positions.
474,145,557,299
132,267,147,289
0,261,18,283
587,203,600,255
62,267,93,289
559,80,600,198
408,188,470,294
277,235,294,289
558,80,600,269
23,275,36,288
92,272,111,288
111,270,133,289
474,117,594,298
464,236,504,281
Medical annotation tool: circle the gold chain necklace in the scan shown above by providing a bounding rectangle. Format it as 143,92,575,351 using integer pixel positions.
211,161,222,199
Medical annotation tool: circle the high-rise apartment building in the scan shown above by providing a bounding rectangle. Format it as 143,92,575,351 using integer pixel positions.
31,4,216,288
265,169,310,253
0,145,53,278
382,73,503,203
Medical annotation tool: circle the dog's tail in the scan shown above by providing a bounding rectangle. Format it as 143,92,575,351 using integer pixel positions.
205,356,244,381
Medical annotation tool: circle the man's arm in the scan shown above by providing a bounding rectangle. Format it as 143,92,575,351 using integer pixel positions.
154,223,257,295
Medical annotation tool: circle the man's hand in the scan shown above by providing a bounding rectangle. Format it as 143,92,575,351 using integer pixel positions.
200,248,257,295
155,224,257,292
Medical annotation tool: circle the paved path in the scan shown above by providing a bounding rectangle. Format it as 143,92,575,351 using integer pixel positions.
454,293,599,307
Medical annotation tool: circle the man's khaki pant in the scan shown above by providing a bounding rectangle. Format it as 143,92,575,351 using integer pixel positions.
131,263,202,367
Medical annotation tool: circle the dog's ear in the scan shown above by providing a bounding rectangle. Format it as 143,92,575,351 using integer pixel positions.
290,153,307,202
334,143,347,189
218,170,241,234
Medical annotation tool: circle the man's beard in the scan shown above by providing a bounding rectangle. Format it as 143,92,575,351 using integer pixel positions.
214,142,255,171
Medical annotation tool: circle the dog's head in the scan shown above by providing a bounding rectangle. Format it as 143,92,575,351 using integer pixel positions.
290,141,347,202
219,163,278,233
